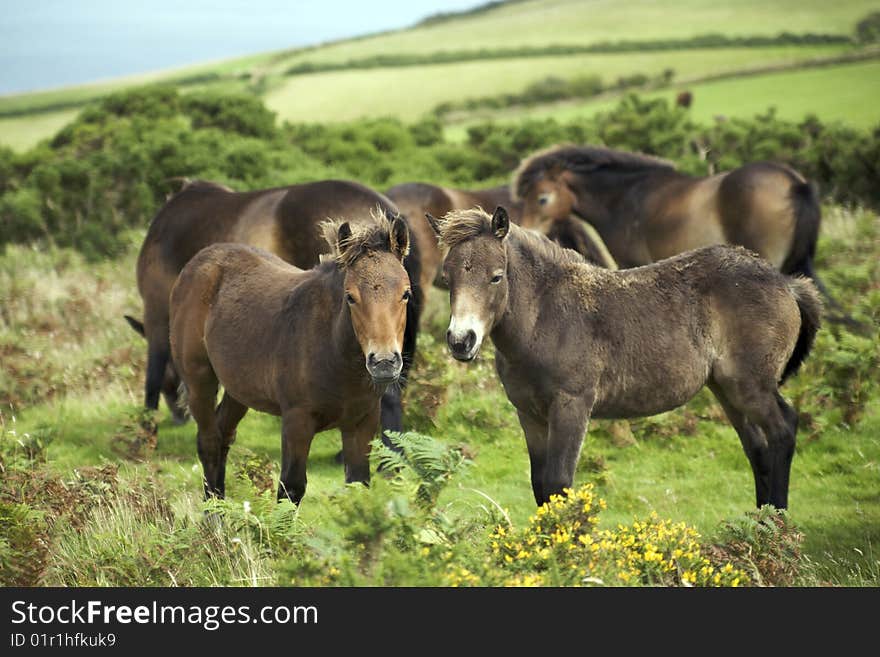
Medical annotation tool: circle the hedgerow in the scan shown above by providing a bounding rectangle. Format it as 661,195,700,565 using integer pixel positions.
1,87,878,258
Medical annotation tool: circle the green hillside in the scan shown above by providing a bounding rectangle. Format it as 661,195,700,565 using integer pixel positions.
2,0,879,150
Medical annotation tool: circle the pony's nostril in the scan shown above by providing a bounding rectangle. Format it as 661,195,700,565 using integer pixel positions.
367,353,377,367
393,352,402,365
465,330,476,351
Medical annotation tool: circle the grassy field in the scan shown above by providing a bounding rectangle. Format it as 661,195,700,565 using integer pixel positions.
264,45,854,123
271,0,878,67
2,206,878,586
2,0,877,150
445,58,880,141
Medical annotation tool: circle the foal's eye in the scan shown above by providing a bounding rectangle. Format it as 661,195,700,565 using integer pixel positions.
538,196,550,206
345,292,356,305
402,289,412,302
490,273,503,284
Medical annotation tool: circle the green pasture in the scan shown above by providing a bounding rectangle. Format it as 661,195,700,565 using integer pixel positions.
272,0,878,68
2,206,879,585
264,45,853,123
445,58,880,141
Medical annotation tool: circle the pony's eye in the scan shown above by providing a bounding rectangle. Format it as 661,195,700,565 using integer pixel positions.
402,289,412,302
490,273,503,284
345,292,356,305
538,196,550,206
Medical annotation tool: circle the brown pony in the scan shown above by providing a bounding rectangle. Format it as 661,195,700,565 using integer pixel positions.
513,144,825,282
429,207,821,509
386,182,615,282
169,211,412,503
126,179,422,441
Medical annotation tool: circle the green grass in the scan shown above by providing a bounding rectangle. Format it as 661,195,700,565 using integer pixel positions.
1,0,876,148
272,0,876,68
2,206,879,585
265,45,853,123
445,58,880,141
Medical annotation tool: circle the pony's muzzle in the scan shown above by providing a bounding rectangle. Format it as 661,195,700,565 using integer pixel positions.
447,328,478,362
367,351,402,384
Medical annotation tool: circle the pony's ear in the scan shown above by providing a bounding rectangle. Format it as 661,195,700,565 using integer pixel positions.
383,207,399,224
425,213,442,237
336,222,352,252
389,216,410,260
491,206,510,239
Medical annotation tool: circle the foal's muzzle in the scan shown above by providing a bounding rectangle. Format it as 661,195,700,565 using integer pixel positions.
366,351,402,385
447,329,478,362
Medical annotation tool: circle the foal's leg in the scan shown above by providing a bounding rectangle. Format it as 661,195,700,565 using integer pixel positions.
186,368,223,499
543,392,592,504
517,410,549,506
215,392,249,497
709,382,772,508
341,409,379,486
278,407,315,505
767,393,799,509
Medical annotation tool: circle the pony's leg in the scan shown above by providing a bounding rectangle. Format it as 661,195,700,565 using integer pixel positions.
186,369,223,499
215,392,249,495
379,386,403,450
341,409,379,485
543,392,591,504
145,338,170,413
767,393,799,509
517,410,548,506
709,382,772,507
278,407,315,505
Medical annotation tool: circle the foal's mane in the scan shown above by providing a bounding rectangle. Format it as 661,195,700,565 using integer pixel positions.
438,207,585,266
511,144,676,199
319,206,408,269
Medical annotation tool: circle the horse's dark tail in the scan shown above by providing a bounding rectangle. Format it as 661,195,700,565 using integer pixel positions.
780,277,823,384
124,314,146,337
401,217,423,385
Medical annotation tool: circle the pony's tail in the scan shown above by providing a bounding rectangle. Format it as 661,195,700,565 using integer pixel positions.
781,180,821,279
780,277,823,384
124,314,146,337
785,181,865,331
401,216,423,388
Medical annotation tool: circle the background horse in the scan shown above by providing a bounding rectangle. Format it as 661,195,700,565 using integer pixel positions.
127,179,422,442
386,181,615,283
386,183,522,289
170,212,412,503
430,206,821,510
512,144,828,285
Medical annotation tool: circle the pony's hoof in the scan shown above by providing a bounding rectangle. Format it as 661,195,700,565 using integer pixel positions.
171,412,190,426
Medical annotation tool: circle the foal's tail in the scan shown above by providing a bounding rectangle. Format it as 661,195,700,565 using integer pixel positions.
780,277,823,384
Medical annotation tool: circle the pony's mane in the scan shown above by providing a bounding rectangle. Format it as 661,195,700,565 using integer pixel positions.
438,207,585,266
181,179,235,193
320,206,408,269
512,144,676,199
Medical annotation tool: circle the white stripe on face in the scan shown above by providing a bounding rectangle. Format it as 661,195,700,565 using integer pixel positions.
448,291,487,360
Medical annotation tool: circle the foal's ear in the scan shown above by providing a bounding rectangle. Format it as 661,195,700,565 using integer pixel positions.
383,207,399,224
425,213,442,237
491,206,510,239
336,222,352,251
389,216,410,260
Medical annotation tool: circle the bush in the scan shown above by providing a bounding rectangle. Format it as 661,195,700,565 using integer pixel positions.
855,12,880,43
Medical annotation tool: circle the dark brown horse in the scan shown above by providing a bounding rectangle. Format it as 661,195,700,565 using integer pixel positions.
170,211,412,502
386,182,615,282
429,207,821,509
126,179,422,442
513,144,825,282
386,183,522,289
